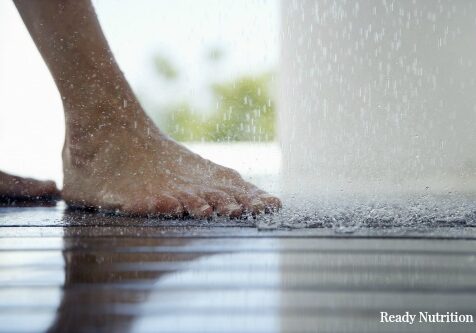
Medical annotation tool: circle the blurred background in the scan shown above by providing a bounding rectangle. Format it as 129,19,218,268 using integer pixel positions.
0,0,281,193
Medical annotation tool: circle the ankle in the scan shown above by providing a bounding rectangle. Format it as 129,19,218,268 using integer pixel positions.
62,102,156,167
63,84,146,135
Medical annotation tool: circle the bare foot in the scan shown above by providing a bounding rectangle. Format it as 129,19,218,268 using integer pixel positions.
62,100,281,218
0,171,60,202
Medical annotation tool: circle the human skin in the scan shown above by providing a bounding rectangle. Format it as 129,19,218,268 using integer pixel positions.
0,171,60,201
4,0,281,217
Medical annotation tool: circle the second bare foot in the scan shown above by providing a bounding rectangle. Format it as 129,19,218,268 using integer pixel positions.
0,171,60,203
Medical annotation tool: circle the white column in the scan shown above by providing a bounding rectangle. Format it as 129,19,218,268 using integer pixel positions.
279,0,476,195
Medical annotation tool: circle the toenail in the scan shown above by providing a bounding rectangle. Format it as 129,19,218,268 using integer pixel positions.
251,198,263,206
173,206,183,214
224,203,241,212
199,204,212,212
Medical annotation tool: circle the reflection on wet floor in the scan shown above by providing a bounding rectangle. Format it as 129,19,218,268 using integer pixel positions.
1,205,476,332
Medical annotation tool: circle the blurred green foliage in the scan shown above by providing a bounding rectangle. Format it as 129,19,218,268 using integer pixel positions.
151,52,276,142
164,74,275,142
207,47,225,63
154,55,178,80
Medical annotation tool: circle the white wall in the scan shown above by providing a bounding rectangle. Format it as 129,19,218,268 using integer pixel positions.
280,0,476,195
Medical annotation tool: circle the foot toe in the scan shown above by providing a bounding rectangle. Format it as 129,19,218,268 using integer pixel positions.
258,193,282,212
229,189,265,215
230,190,254,214
156,193,183,216
250,197,266,214
202,190,242,218
40,180,61,198
177,191,213,219
121,193,183,217
121,196,158,216
225,186,281,215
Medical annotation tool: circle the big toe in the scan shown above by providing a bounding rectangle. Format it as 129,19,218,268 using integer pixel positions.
156,193,184,216
122,193,183,217
22,179,60,199
39,180,61,198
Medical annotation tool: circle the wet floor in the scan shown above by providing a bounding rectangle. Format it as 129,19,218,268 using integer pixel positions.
1,203,476,333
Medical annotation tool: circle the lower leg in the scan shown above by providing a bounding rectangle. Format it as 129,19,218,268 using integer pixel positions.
14,0,280,217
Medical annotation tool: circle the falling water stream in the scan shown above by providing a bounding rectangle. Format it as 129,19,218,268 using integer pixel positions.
276,0,476,230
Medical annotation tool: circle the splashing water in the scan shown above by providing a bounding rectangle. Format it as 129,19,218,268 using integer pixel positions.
277,0,476,229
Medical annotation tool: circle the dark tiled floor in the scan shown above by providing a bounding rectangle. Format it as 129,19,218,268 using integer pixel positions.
1,204,476,333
